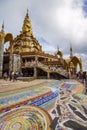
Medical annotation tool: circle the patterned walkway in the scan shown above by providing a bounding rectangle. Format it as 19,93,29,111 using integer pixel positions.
0,106,52,130
50,80,87,130
0,79,87,130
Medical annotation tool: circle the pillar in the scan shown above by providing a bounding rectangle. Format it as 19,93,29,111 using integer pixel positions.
35,55,38,64
9,43,14,72
47,72,50,79
12,54,21,73
34,67,37,78
0,33,4,78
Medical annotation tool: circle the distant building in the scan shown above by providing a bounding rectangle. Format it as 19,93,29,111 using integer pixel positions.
0,10,82,79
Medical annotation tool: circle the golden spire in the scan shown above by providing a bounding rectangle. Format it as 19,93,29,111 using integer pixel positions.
1,21,4,33
57,45,59,51
21,9,33,35
70,43,73,58
27,8,28,16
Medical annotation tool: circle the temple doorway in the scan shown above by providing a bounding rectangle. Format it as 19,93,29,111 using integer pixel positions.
22,68,34,77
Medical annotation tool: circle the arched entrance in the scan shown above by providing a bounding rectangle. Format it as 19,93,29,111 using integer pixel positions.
0,32,13,77
3,33,13,74
70,56,82,72
3,41,10,74
68,56,82,78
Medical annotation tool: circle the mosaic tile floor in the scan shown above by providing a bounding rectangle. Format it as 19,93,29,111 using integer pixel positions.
0,79,87,130
0,106,52,130
50,80,87,130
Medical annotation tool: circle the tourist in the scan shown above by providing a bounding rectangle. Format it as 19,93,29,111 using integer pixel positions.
3,72,8,81
9,71,12,81
12,71,15,81
82,72,86,83
14,73,17,81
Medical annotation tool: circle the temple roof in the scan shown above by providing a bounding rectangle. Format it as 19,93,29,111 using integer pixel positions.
10,9,42,54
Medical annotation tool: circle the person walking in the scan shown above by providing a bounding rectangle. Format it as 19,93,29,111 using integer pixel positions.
9,71,12,81
12,71,15,81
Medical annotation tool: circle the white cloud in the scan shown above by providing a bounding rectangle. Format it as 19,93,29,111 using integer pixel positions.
26,0,87,54
0,0,87,71
55,0,87,45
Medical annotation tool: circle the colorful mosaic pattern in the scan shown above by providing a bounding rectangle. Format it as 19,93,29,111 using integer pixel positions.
0,80,59,113
0,106,52,130
0,79,87,130
50,80,87,130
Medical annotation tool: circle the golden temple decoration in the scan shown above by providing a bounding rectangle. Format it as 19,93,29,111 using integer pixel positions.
6,9,42,54
20,9,33,35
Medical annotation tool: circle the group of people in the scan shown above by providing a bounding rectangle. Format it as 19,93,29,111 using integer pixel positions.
3,71,18,81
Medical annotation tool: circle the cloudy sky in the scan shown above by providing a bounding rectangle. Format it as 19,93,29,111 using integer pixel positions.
0,0,87,71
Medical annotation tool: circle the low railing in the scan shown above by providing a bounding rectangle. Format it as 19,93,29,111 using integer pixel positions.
37,62,49,72
25,61,36,67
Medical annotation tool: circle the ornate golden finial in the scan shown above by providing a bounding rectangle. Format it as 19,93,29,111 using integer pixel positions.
57,45,59,52
70,43,73,58
1,21,4,33
27,8,28,14
58,45,59,51
26,8,29,17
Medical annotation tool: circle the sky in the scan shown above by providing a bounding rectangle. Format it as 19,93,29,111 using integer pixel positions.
0,0,87,71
